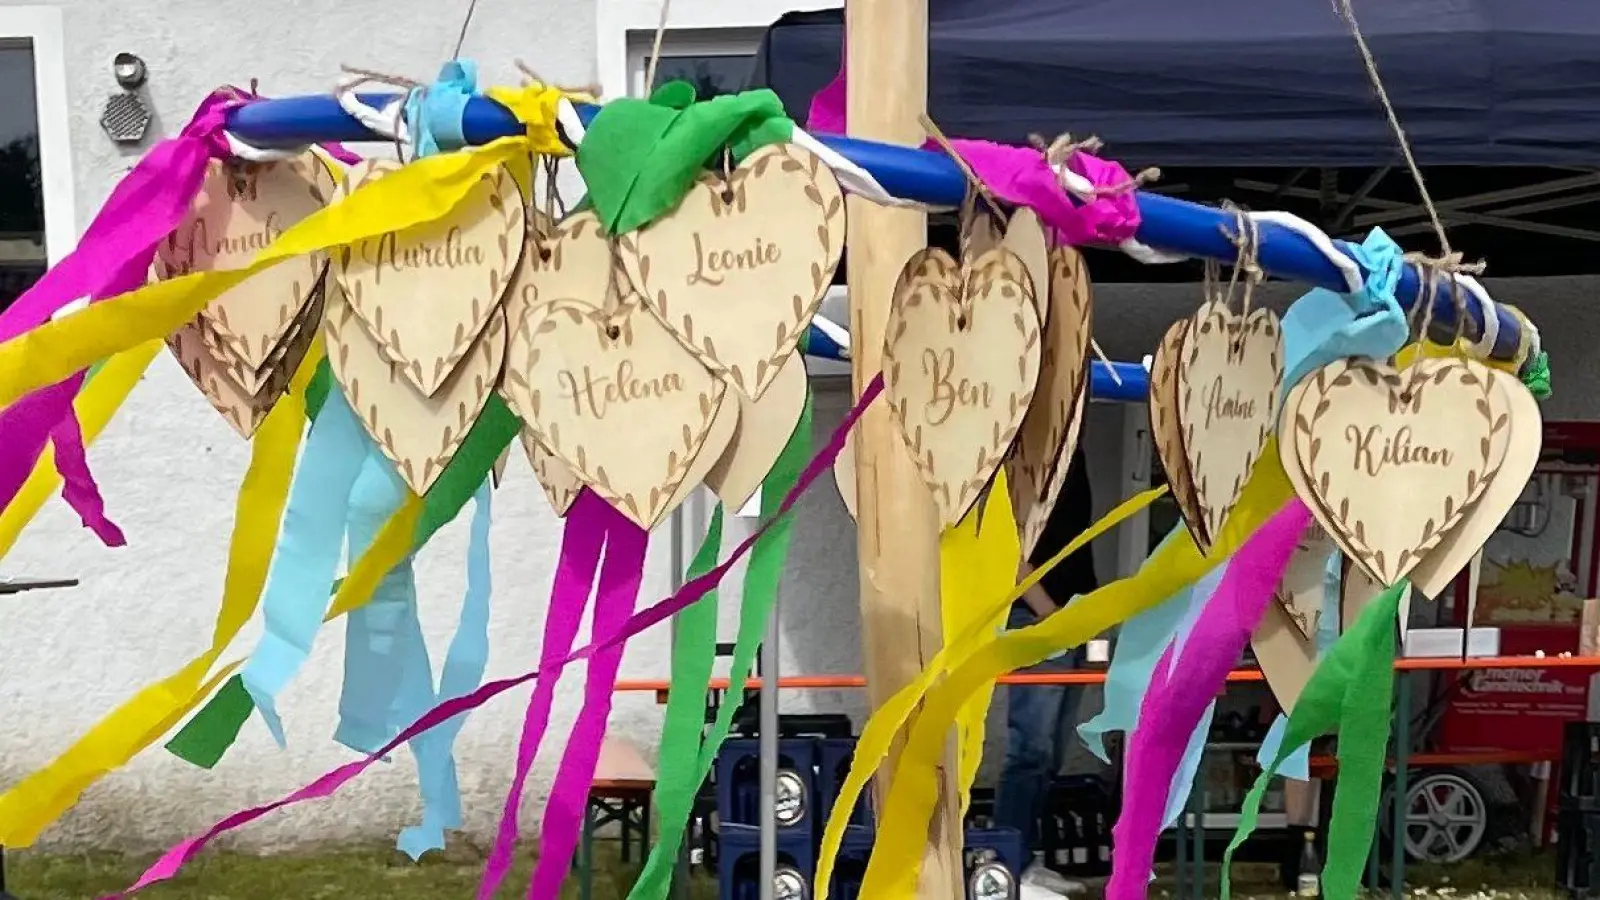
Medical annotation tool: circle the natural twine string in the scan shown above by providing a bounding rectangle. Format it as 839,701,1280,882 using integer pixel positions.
644,0,674,93
1028,132,1162,197
450,0,482,60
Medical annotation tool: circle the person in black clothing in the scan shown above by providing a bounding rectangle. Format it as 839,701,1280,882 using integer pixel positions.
994,446,1098,881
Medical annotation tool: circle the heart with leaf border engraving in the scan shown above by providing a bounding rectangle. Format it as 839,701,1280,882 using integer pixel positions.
499,295,737,531
884,246,1041,530
520,430,583,517
615,143,845,401
705,352,809,511
1286,357,1512,587
324,285,508,496
1150,316,1209,551
167,283,326,440
1007,244,1093,511
501,208,612,339
331,159,524,397
158,153,336,382
1177,301,1283,542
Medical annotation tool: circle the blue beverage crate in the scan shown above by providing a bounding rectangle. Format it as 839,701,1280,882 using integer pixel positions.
717,822,817,900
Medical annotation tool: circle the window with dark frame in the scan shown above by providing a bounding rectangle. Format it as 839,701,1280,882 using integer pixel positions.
0,38,45,314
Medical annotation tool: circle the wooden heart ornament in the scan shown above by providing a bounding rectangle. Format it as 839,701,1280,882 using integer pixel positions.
500,296,738,530
884,247,1042,530
520,431,583,517
616,143,845,400
1177,302,1283,541
332,159,524,397
159,154,335,385
1286,357,1512,587
501,209,610,337
1150,317,1209,551
705,353,810,511
324,285,508,496
1008,245,1093,503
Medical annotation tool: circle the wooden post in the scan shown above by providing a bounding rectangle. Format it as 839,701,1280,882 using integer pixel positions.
845,2,965,897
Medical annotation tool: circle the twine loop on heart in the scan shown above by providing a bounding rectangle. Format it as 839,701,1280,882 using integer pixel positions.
526,154,566,264
1202,204,1265,355
1028,132,1162,198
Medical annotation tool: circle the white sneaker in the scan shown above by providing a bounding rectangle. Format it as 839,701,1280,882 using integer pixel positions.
1022,862,1087,897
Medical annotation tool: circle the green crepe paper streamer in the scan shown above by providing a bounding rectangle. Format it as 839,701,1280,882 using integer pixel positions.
630,393,813,900
577,83,793,236
1222,581,1403,900
167,396,524,765
304,357,332,422
1522,350,1552,401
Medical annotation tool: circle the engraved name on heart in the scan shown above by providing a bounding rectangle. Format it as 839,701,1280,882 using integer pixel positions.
500,296,737,530
1150,317,1209,551
159,154,335,384
616,143,845,400
884,247,1042,530
324,286,508,496
332,159,524,397
1177,302,1283,541
1289,357,1512,587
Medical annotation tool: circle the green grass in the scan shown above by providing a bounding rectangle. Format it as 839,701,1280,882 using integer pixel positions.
5,841,719,900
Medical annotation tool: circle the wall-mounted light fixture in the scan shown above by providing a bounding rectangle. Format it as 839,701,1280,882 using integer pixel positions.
100,53,152,144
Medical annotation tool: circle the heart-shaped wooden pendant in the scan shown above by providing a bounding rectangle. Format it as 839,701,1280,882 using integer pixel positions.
1251,521,1334,710
159,154,335,380
332,159,524,397
502,208,610,338
616,143,845,400
1177,302,1283,541
1150,317,1209,551
1011,386,1087,556
705,353,809,511
500,296,737,530
835,427,858,521
168,282,326,439
884,247,1042,530
520,431,583,517
324,285,508,495
1007,244,1093,509
1286,357,1512,587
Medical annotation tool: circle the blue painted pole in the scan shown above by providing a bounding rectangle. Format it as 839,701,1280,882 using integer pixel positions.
224,93,1531,389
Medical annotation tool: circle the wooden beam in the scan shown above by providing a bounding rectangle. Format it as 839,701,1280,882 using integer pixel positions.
844,1,964,897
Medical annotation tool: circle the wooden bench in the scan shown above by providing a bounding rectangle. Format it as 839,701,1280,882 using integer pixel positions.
577,737,658,896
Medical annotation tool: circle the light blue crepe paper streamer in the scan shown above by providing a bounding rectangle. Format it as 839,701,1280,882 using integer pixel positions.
242,390,369,747
1084,229,1409,811
334,453,417,756
396,479,494,859
402,60,477,157
1161,565,1227,829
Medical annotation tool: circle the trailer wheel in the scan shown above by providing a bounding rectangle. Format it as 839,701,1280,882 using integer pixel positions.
1380,768,1490,864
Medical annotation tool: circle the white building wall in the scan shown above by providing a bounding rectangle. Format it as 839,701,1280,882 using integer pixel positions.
1,0,1594,855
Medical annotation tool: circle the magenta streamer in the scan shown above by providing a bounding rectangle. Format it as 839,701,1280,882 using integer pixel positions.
476,496,607,898
109,375,884,898
1105,501,1311,900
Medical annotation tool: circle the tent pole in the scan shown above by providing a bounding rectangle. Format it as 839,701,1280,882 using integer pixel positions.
845,1,965,896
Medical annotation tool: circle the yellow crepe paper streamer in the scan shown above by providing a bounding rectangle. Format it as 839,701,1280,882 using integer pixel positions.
0,339,325,845
0,340,162,559
858,445,1296,897
941,473,1022,814
0,85,579,411
1395,339,1521,374
813,485,1170,900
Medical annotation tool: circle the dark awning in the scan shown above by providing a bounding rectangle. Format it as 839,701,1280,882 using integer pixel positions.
753,0,1600,169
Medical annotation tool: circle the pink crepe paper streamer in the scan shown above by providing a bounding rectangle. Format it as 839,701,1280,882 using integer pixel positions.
108,375,885,899
477,494,607,898
525,508,648,899
804,42,1142,246
0,89,360,548
1105,501,1312,900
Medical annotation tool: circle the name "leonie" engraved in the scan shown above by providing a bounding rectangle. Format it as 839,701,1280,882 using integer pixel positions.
1345,424,1454,476
923,347,993,426
687,233,782,287
558,360,685,418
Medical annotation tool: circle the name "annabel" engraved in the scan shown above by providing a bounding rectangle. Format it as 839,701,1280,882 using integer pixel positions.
922,347,993,426
1345,424,1454,475
687,233,782,287
558,361,685,418
1200,374,1258,427
179,213,286,262
361,227,484,283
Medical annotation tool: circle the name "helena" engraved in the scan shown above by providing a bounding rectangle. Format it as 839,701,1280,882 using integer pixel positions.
687,233,782,287
1200,374,1258,427
923,347,993,426
1345,424,1454,475
558,361,684,418
362,227,484,283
